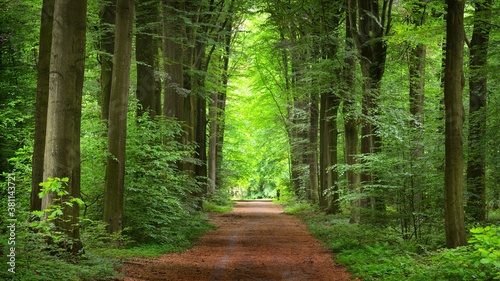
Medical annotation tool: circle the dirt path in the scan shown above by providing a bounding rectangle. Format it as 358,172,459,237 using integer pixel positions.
123,200,357,281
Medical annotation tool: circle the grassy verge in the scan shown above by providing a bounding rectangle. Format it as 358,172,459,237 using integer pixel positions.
0,212,216,281
203,200,234,213
285,201,500,281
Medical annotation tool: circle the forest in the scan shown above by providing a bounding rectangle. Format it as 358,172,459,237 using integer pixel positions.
1,0,500,280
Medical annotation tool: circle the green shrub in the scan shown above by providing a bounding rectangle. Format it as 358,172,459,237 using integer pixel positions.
284,200,319,215
203,200,234,213
433,225,500,280
297,208,500,281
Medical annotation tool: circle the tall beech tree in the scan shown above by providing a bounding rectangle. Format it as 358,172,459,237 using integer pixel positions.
103,0,134,234
266,0,315,199
162,0,185,121
343,1,360,223
41,0,87,253
405,0,427,240
99,0,116,121
136,0,160,118
347,0,393,220
443,0,467,248
31,0,54,212
315,0,343,213
467,0,492,222
208,8,235,193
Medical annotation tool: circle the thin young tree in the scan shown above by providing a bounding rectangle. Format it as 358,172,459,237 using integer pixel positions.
405,0,427,240
41,0,87,254
31,0,54,212
443,0,467,248
103,0,134,234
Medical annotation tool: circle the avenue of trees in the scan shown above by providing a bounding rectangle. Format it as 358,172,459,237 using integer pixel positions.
1,0,500,279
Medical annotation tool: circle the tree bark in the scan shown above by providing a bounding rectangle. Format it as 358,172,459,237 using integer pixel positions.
136,0,158,118
42,0,87,254
31,0,54,212
103,0,134,234
347,0,392,221
309,93,319,203
215,90,227,188
343,3,360,223
162,0,185,120
208,92,218,193
208,14,233,193
99,0,115,121
319,92,340,213
444,0,467,248
406,0,427,240
467,0,492,222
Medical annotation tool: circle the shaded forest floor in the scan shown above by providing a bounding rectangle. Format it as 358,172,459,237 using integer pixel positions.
122,200,356,280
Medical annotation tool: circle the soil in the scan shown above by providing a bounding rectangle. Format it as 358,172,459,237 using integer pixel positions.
123,200,358,281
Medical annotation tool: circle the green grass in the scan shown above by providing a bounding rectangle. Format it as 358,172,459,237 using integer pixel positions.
283,200,320,216
286,206,500,281
203,200,234,213
0,209,217,281
0,249,120,281
95,243,186,259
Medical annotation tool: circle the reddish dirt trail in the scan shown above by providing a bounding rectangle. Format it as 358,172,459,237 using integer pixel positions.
123,200,357,281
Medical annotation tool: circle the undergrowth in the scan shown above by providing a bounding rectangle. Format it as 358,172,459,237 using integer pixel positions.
0,215,215,281
285,201,500,281
203,190,235,213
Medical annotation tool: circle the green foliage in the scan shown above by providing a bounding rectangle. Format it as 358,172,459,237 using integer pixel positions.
296,208,500,281
31,178,83,239
202,201,233,213
432,226,500,280
79,98,107,221
122,111,211,245
0,175,119,281
222,13,291,199
284,200,320,216
203,189,234,212
38,178,82,215
0,229,119,281
0,0,38,176
98,243,189,259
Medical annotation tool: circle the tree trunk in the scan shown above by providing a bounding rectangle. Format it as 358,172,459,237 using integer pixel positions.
193,38,208,196
103,0,134,234
467,0,492,222
42,0,87,254
136,0,158,118
208,16,233,194
162,0,185,120
443,0,467,248
309,93,319,203
318,92,333,209
319,90,341,213
289,97,309,199
406,0,427,240
99,0,115,121
208,91,218,193
31,0,54,212
343,4,360,223
347,0,391,221
215,90,227,188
